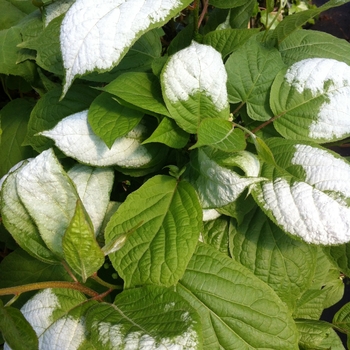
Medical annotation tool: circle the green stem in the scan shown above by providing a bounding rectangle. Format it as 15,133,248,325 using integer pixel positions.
193,0,200,38
0,281,99,298
90,274,123,290
262,1,284,41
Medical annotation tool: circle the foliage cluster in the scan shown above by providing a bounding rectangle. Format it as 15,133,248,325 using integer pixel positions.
1,0,350,349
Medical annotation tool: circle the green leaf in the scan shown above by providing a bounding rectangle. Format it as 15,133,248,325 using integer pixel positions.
333,302,350,335
86,285,202,349
103,72,170,117
142,117,189,149
0,163,60,264
252,138,350,245
15,288,95,348
88,92,143,149
225,36,285,121
0,98,37,178
202,216,230,255
0,0,27,30
15,149,79,258
293,289,328,320
63,200,105,282
0,25,36,82
0,301,38,350
229,206,317,311
279,29,350,67
271,58,350,143
23,84,100,153
67,164,114,236
60,0,192,96
324,243,350,277
177,243,299,349
185,148,263,208
295,319,338,350
191,119,246,152
209,0,246,8
202,28,260,59
274,0,350,44
161,41,230,134
229,0,256,29
105,175,202,288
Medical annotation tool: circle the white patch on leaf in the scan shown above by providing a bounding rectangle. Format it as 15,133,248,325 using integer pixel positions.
40,111,153,167
261,178,350,245
162,41,228,110
60,0,185,95
44,0,75,26
291,144,350,197
202,209,221,221
285,58,350,140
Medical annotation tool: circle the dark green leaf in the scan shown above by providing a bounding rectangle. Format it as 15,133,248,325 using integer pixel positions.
209,0,247,8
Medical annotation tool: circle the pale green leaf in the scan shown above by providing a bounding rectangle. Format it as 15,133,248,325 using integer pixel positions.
202,216,230,255
63,200,105,282
41,111,160,168
333,302,350,335
161,41,230,134
67,164,114,236
0,301,38,350
103,72,170,117
191,119,246,152
23,84,100,153
60,0,192,96
88,92,143,149
271,58,350,143
177,244,299,349
324,243,350,277
185,148,263,208
85,286,202,349
226,36,285,121
279,29,350,67
105,175,202,288
202,28,260,59
0,99,36,178
0,163,60,264
229,206,317,311
142,116,189,149
293,288,328,320
15,149,79,258
252,138,350,245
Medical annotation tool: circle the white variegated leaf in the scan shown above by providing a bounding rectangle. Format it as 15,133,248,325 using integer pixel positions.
40,111,154,167
68,164,114,235
253,139,350,245
15,149,79,257
60,0,192,96
44,0,75,27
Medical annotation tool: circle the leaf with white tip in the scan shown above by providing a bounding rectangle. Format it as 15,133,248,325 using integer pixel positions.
161,41,230,133
60,0,192,96
252,138,350,245
271,58,350,142
15,149,79,258
68,164,114,236
40,110,160,168
85,285,202,349
185,148,264,209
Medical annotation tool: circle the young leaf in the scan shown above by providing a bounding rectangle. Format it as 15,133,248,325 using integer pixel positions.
0,162,60,264
225,36,285,121
60,0,192,96
88,92,143,148
191,119,246,152
63,200,105,282
103,72,170,117
15,149,79,258
161,41,230,133
40,110,161,168
229,206,317,311
271,58,350,143
185,148,263,208
0,301,38,350
105,175,202,288
177,243,299,349
252,138,350,245
85,285,202,349
142,116,190,149
67,164,114,236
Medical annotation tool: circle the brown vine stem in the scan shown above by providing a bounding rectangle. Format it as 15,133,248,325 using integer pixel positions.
0,281,99,298
198,0,209,29
250,113,284,134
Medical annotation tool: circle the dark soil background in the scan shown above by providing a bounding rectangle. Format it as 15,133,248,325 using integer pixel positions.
311,1,350,347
